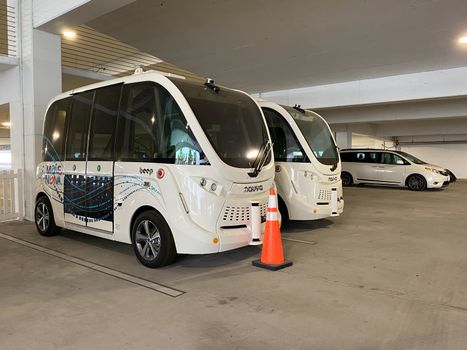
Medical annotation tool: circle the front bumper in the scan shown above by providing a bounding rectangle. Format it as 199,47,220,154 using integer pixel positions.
288,183,344,221
426,174,450,189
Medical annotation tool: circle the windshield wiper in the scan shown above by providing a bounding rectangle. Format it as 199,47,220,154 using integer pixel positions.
248,137,272,178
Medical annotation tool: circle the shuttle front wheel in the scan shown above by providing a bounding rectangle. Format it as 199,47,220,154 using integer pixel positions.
131,210,177,268
34,195,61,237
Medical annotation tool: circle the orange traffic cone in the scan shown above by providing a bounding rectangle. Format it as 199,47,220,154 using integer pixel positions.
252,187,292,271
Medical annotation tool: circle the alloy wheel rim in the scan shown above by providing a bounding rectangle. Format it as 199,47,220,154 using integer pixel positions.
36,203,49,231
135,219,161,261
409,177,422,190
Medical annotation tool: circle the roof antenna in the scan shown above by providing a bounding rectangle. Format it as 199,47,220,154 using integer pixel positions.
205,78,220,93
293,104,305,113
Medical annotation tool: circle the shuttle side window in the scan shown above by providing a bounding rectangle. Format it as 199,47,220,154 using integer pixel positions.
66,91,94,160
43,98,71,162
117,82,206,164
262,108,308,163
88,85,121,160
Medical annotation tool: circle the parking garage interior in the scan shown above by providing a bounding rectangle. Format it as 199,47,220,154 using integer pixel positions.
1,1,467,349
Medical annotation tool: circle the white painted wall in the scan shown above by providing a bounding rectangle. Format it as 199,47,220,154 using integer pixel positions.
400,144,467,179
0,66,22,170
352,134,389,149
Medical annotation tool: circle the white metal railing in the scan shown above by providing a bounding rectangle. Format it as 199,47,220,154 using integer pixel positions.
0,169,23,221
0,0,17,58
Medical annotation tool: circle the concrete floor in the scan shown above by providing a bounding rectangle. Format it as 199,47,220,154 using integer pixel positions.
1,182,467,350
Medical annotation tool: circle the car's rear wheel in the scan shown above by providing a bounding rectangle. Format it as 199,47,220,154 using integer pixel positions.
407,174,427,191
341,172,353,186
131,210,177,268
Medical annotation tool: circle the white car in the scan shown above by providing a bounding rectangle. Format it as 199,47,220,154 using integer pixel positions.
340,149,450,191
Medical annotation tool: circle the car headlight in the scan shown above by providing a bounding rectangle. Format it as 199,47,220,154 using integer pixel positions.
425,167,441,174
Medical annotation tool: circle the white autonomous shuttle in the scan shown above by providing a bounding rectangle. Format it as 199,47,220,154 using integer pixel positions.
258,100,344,221
35,71,275,267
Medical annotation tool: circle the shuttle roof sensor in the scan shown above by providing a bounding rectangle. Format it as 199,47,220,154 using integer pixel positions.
205,78,220,93
293,104,305,114
134,66,144,74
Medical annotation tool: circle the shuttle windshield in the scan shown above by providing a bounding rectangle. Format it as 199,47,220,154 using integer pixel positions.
282,106,338,167
171,78,271,169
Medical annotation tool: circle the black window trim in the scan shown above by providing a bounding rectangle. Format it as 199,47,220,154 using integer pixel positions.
262,107,310,164
115,81,206,164
87,83,123,162
64,91,95,162
43,96,73,162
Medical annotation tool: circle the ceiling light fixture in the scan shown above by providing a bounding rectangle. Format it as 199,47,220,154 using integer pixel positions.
458,36,467,44
1,122,10,128
62,30,76,39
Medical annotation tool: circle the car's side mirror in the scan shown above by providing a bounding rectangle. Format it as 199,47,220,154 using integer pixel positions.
396,159,405,165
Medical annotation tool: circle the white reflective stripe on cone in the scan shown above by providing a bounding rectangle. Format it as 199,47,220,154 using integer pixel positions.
268,195,277,209
267,211,278,221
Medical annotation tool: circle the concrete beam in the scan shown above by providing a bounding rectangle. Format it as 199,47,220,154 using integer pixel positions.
318,97,467,125
256,67,467,109
0,56,19,73
34,0,136,32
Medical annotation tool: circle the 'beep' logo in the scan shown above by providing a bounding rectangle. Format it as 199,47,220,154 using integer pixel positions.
140,168,154,176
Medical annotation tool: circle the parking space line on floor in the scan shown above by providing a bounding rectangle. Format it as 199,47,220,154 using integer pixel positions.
0,232,185,298
283,237,317,245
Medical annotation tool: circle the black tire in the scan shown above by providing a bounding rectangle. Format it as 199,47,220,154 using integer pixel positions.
35,195,61,237
131,210,177,268
406,174,427,191
278,196,289,224
341,172,353,186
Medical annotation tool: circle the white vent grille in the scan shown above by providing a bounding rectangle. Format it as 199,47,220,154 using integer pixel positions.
221,202,267,224
318,189,332,201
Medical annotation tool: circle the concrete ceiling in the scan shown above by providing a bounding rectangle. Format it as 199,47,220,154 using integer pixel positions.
86,0,467,92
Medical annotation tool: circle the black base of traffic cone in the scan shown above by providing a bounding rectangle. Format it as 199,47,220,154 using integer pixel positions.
252,259,293,271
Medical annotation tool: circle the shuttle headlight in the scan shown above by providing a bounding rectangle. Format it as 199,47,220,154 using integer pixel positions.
196,177,222,196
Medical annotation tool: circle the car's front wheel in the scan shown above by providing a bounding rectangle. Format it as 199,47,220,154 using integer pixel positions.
131,210,177,268
407,174,427,191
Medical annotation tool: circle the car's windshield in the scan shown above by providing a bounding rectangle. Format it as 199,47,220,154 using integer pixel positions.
171,78,271,168
396,151,426,164
282,106,338,166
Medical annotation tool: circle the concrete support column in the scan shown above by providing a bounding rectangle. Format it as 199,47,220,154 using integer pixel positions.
18,0,61,219
335,130,352,150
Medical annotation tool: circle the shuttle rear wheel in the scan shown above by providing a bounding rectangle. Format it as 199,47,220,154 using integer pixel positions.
131,210,177,268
